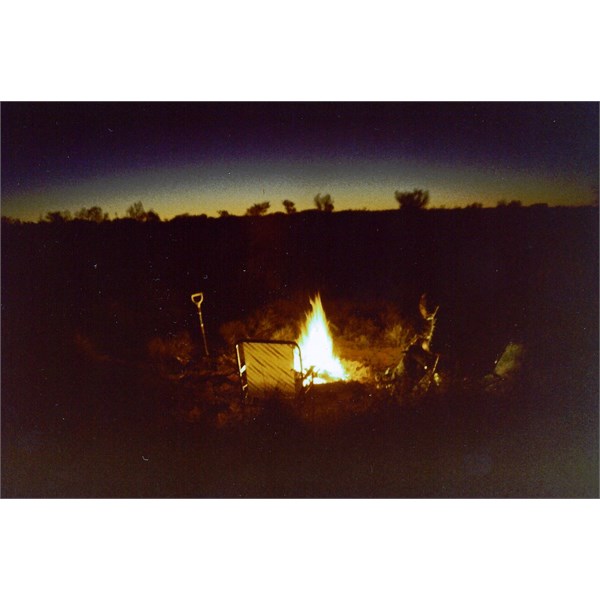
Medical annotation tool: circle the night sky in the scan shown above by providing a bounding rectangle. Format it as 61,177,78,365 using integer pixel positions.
1,102,598,220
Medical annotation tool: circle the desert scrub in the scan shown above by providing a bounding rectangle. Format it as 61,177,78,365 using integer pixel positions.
147,331,194,379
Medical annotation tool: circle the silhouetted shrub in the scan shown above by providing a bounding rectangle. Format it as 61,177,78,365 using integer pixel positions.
43,210,73,223
126,201,160,221
497,199,522,209
283,199,297,214
245,202,270,216
1,216,22,225
75,206,109,222
314,193,334,212
395,189,429,210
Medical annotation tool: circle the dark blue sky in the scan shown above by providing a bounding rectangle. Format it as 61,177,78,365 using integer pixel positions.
2,102,598,220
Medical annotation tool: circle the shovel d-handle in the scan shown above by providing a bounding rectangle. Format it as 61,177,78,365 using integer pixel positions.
191,292,204,308
191,291,209,356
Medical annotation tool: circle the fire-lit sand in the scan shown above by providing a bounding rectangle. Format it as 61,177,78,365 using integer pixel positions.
296,294,349,384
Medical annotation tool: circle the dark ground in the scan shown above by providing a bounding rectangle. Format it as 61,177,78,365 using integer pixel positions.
2,206,598,497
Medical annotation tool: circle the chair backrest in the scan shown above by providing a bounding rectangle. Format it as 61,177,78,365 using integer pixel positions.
235,339,303,401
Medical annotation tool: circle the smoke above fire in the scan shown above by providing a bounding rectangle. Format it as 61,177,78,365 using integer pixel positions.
296,294,349,385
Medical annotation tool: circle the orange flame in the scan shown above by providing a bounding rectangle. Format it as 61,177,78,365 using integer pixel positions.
296,294,348,385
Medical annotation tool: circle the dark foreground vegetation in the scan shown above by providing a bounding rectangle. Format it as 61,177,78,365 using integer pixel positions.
2,207,598,497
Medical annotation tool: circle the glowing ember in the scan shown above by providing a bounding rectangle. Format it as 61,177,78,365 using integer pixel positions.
296,294,349,384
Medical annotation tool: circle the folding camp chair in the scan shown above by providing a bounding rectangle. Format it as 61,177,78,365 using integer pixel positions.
235,339,305,402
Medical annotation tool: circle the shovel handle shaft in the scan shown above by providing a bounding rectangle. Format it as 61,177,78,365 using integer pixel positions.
191,292,209,356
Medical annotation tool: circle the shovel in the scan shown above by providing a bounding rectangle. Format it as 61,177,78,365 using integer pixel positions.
191,292,209,357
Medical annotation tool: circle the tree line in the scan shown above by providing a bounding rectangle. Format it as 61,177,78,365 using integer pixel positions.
33,201,161,224
2,190,574,226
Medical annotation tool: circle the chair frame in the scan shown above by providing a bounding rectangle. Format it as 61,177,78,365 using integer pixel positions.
235,339,305,402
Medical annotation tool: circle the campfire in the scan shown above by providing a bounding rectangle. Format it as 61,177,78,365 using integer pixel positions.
295,294,349,385
225,290,442,412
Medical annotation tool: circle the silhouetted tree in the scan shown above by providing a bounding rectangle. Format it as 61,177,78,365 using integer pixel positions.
245,202,270,216
217,210,231,218
1,216,22,225
74,206,109,222
126,201,145,220
44,210,72,223
170,213,191,221
464,202,483,210
145,209,161,222
314,193,334,212
497,199,522,209
125,201,161,221
282,199,297,214
395,189,429,210
126,202,147,220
